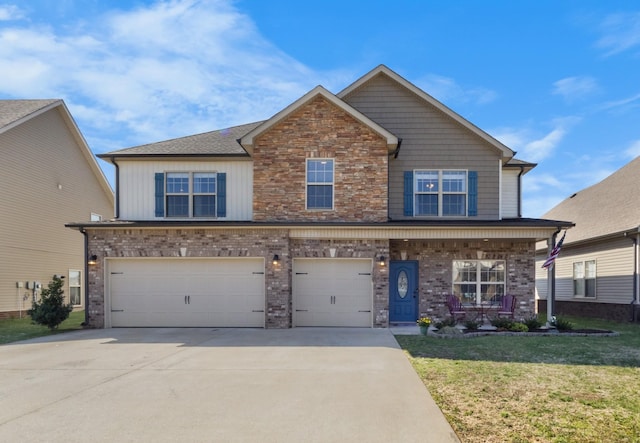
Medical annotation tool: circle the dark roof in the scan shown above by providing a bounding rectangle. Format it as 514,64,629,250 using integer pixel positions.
0,99,60,131
542,155,640,243
98,121,264,159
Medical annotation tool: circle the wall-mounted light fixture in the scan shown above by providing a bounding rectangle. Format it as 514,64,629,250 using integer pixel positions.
378,255,386,266
272,254,280,265
87,255,98,266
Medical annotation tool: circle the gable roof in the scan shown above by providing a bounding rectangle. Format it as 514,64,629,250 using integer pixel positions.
0,99,114,205
239,85,399,154
338,65,517,162
99,121,261,160
0,99,60,134
542,156,640,244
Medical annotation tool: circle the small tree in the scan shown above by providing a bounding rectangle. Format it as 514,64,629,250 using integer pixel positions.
28,276,73,330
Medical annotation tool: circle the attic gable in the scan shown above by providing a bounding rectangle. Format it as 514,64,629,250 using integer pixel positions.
338,65,515,162
239,85,398,154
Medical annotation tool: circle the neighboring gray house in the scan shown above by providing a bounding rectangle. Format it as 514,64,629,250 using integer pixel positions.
0,100,114,318
536,156,640,322
67,65,570,329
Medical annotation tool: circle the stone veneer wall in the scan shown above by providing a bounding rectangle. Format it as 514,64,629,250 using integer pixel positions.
85,228,291,329
290,238,389,327
252,95,389,222
390,239,536,322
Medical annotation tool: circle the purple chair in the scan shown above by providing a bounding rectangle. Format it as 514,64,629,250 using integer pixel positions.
496,294,516,319
446,294,466,323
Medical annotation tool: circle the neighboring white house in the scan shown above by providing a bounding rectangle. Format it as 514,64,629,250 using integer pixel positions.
536,156,640,322
0,100,114,318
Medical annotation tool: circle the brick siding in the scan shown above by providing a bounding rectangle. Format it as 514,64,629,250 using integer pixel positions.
252,96,389,222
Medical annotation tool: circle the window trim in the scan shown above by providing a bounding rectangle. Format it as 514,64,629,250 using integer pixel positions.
414,169,468,217
452,259,506,305
305,158,334,211
573,259,597,298
165,171,218,218
68,269,82,306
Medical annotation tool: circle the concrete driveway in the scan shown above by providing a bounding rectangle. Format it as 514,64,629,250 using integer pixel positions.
0,328,459,442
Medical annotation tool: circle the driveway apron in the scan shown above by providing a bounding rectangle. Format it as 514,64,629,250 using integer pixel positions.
0,328,459,442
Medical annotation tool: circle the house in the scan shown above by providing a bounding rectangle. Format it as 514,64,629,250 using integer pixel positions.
0,100,114,319
66,65,571,329
535,156,640,322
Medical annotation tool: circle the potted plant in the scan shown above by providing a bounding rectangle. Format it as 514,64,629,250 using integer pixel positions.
417,317,431,335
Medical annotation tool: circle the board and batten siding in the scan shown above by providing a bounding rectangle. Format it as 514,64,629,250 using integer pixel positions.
0,108,114,313
342,74,503,221
501,168,519,218
536,237,634,305
118,159,253,220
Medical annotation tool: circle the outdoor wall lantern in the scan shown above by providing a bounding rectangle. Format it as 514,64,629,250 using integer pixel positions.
378,255,386,266
272,254,280,265
87,255,98,266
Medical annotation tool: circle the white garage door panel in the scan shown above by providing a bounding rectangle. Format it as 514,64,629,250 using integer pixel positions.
109,258,265,327
293,259,372,327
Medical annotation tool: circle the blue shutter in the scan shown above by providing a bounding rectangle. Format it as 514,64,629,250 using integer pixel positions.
154,173,165,217
216,173,226,217
403,171,414,216
468,171,478,216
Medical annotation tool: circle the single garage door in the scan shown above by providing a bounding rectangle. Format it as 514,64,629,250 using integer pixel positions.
293,258,372,327
108,258,265,327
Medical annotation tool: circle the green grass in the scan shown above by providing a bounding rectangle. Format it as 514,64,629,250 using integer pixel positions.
0,310,85,345
396,317,640,443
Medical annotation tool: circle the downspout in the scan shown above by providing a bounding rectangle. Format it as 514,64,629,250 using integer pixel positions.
80,228,89,327
387,138,402,221
517,166,525,218
624,228,640,322
546,227,561,326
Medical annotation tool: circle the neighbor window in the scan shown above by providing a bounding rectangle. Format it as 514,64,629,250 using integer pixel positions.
415,170,467,216
90,213,102,221
452,260,505,305
573,260,596,298
69,270,81,306
306,159,334,210
166,172,217,217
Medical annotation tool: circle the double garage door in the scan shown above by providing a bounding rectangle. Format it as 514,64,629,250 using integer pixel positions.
106,258,373,328
108,258,265,327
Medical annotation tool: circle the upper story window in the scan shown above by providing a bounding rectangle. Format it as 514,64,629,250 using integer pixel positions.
155,172,226,218
306,159,334,210
404,170,477,217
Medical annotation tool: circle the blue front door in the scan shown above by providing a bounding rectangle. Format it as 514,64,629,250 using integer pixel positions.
389,261,418,323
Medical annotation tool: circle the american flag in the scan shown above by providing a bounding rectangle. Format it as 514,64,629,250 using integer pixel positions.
542,230,566,269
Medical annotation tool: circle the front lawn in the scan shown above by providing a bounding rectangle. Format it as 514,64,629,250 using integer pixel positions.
0,310,85,345
396,317,640,443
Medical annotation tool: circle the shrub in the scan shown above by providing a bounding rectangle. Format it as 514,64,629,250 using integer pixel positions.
490,317,514,330
508,322,529,332
551,316,574,331
437,326,463,335
434,317,456,329
523,316,543,330
28,277,73,330
464,319,481,331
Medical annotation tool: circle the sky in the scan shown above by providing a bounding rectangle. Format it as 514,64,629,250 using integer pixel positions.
1,0,639,218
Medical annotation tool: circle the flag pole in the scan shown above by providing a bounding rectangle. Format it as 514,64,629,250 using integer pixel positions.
546,230,560,327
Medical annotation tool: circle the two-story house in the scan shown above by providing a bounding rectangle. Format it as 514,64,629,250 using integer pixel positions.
67,65,571,329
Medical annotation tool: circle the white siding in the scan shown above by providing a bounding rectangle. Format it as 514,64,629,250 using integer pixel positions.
536,237,634,304
118,159,253,220
501,168,519,218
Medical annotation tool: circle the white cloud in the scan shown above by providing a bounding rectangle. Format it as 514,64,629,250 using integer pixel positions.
596,12,640,56
492,117,579,163
552,76,598,102
0,4,23,20
0,0,331,150
415,74,497,106
625,139,640,158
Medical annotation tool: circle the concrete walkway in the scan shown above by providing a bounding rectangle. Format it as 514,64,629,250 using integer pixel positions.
0,328,459,442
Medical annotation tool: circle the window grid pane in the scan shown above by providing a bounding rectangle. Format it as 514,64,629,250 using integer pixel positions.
193,173,216,194
415,194,438,216
442,195,466,216
193,195,216,217
307,185,332,209
442,171,466,192
415,171,439,193
166,173,189,193
167,195,189,217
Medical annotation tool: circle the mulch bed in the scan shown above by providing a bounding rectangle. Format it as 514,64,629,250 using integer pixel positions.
429,328,618,338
